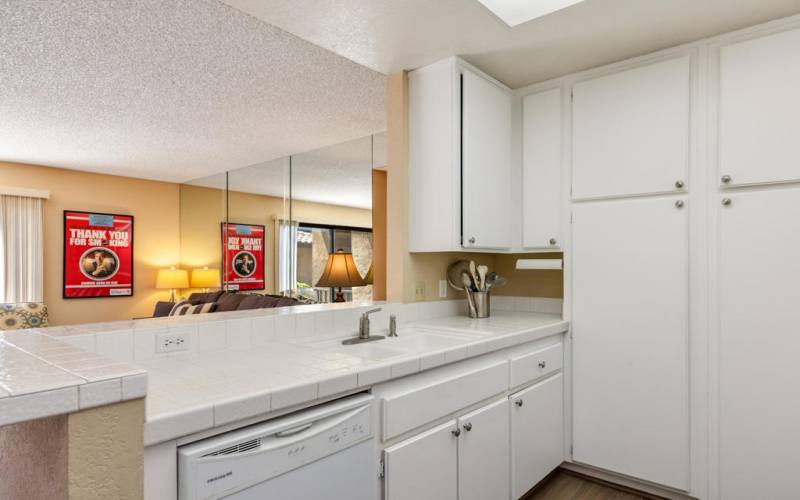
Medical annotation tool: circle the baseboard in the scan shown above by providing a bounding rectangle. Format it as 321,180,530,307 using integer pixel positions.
560,462,698,500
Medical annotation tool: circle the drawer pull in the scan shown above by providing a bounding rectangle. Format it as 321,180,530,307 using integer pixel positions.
451,428,461,437
538,361,546,369
515,399,524,408
463,422,473,432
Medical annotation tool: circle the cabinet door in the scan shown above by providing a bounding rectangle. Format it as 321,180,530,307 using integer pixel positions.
718,188,800,500
384,420,458,500
719,27,800,187
462,68,512,250
572,197,689,490
510,373,563,499
572,56,690,200
522,88,562,249
458,399,510,500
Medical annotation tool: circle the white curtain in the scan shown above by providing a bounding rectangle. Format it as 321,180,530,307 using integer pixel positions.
277,219,298,294
0,195,44,303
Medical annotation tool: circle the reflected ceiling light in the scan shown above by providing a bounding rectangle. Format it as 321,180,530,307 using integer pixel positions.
475,0,585,27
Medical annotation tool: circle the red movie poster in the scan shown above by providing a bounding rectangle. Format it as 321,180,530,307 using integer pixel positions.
222,223,265,291
63,211,134,298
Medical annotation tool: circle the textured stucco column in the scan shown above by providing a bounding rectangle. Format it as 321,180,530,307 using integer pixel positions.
386,71,412,303
68,398,145,500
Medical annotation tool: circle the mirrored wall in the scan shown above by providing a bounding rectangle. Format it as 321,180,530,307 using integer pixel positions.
178,132,386,304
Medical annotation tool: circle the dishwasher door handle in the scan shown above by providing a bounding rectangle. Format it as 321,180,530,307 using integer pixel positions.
275,422,313,438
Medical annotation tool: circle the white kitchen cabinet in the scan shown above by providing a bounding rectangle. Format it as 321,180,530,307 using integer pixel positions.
510,373,563,499
522,88,562,249
384,420,458,500
572,197,689,490
462,68,513,250
572,56,691,200
457,399,510,500
408,57,512,252
718,27,800,188
718,188,800,500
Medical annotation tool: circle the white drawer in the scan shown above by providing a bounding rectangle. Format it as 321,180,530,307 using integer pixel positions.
381,360,509,440
510,343,562,388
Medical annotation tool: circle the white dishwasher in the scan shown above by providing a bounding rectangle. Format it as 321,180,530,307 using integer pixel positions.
178,393,375,500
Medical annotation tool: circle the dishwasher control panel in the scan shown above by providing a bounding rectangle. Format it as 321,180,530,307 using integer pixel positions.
178,394,374,500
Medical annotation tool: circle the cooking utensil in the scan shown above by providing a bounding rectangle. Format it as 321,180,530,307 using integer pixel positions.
461,273,477,316
446,260,472,291
469,261,480,291
477,265,488,291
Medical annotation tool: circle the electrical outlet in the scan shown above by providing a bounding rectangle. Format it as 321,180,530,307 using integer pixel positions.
414,281,426,301
156,331,189,353
438,279,448,298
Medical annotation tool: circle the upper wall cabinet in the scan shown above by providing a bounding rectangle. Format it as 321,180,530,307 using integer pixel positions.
462,70,513,250
522,88,562,250
572,56,691,200
718,27,800,188
408,58,512,252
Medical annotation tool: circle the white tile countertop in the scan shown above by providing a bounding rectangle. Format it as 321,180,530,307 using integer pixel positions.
133,305,567,445
0,330,147,426
0,297,566,444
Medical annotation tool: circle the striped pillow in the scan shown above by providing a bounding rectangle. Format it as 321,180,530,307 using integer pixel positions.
169,300,216,316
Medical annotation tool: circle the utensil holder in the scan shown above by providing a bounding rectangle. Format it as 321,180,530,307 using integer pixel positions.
467,291,490,318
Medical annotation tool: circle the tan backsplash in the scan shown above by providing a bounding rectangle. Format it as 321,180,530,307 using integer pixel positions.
406,252,563,302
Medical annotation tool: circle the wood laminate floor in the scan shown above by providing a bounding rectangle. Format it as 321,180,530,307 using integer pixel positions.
524,469,664,500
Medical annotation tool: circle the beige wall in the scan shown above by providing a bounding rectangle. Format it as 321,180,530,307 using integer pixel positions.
372,169,387,300
179,184,372,294
1,162,181,325
68,399,144,500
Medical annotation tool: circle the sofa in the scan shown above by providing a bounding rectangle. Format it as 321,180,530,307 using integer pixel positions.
151,291,304,318
0,303,49,330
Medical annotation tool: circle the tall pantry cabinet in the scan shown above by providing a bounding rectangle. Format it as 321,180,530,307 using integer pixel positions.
714,25,800,500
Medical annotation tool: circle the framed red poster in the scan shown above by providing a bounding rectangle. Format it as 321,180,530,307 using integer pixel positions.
221,223,265,291
63,211,134,299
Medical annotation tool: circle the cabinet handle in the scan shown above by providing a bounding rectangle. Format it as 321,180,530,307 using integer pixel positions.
721,175,732,184
463,422,473,432
468,237,476,245
675,200,684,209
721,198,732,206
451,428,461,437
549,238,557,246
538,361,546,369
515,399,524,408
675,180,685,189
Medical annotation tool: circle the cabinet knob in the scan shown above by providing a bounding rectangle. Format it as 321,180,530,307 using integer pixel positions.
538,361,546,369
463,422,473,432
515,399,524,408
468,237,476,245
451,428,461,437
721,175,732,184
675,180,685,189
675,200,684,209
721,198,732,206
549,238,557,246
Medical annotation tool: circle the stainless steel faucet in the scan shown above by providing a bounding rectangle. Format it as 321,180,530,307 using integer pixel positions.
342,308,385,345
358,308,382,339
388,314,398,337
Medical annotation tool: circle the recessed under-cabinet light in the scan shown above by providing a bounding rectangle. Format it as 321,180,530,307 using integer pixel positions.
475,0,586,27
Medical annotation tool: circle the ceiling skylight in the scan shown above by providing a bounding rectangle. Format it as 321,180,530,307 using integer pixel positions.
475,0,586,27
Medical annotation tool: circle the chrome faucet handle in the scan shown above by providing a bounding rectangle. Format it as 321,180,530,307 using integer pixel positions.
358,308,382,339
389,315,398,337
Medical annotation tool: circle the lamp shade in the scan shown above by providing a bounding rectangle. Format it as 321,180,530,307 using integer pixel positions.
315,250,366,288
363,263,374,285
191,267,220,288
155,267,189,289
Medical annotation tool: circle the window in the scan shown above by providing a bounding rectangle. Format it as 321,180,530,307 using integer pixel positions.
295,223,373,303
0,194,45,303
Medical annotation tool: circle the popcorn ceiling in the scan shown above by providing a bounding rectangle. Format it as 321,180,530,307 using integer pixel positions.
0,0,387,182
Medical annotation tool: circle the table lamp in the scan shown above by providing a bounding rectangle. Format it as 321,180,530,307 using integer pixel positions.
315,250,366,302
191,266,221,292
363,262,374,285
156,266,189,302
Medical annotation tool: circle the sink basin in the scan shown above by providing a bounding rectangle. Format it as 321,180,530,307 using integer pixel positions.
312,329,473,361
381,331,472,351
